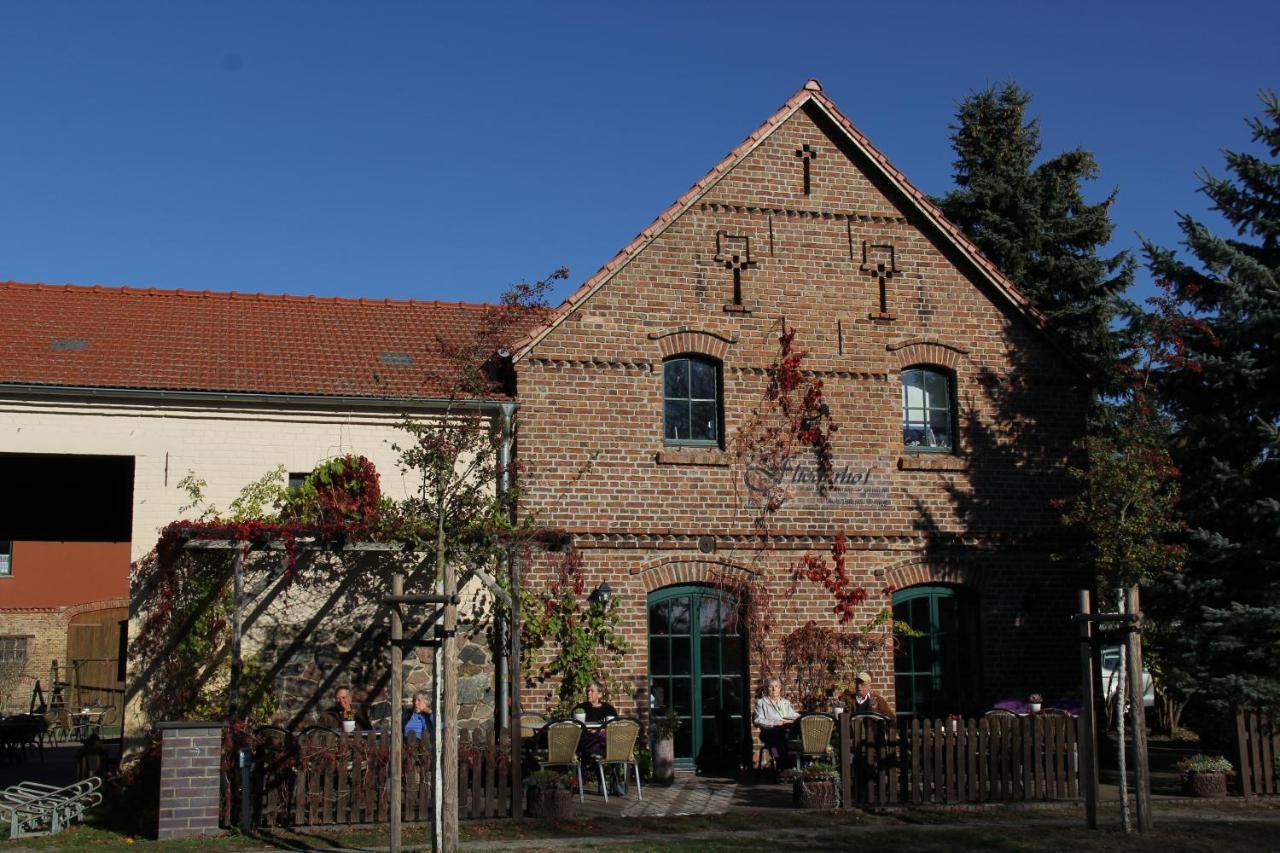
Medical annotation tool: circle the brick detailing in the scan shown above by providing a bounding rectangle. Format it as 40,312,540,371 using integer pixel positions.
881,556,987,593
650,328,736,360
629,556,759,592
887,338,971,371
157,722,224,840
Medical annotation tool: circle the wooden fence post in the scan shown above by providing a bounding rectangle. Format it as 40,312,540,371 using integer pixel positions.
1078,590,1099,828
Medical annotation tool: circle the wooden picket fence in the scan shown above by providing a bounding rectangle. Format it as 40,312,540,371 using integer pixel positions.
227,726,513,828
839,712,1082,806
1236,712,1279,796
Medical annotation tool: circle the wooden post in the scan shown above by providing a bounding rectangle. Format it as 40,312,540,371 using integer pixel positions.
390,569,404,852
1125,586,1153,832
1078,590,1099,829
432,579,443,852
441,540,458,852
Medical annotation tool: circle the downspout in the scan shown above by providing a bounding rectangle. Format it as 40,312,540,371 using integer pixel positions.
495,401,517,735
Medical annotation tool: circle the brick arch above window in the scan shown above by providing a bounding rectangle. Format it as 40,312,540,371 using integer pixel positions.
886,337,972,372
647,328,737,361
630,556,758,593
882,557,986,594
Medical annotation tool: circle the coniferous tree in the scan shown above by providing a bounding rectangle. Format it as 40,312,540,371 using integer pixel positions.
1143,90,1280,709
939,83,1133,386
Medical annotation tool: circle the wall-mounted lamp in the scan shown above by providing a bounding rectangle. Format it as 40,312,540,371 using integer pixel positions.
591,581,615,609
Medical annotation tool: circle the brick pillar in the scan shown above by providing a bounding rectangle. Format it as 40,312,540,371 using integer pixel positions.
156,720,224,840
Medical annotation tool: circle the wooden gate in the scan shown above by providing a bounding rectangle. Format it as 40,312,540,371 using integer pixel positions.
66,605,128,731
1236,712,1279,796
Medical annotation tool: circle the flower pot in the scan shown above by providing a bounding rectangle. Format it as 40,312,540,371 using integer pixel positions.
652,734,676,784
342,720,356,733
527,785,574,821
1028,703,1042,714
1184,771,1227,798
792,778,838,809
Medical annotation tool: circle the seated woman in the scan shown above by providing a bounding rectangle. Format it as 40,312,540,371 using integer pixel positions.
402,690,434,742
753,676,800,769
573,680,621,794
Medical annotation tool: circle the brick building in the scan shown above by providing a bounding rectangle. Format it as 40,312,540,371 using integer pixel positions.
511,80,1088,768
1,80,1087,765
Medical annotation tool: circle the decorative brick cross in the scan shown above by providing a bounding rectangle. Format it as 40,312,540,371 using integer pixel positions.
795,144,819,195
714,231,757,306
860,240,898,317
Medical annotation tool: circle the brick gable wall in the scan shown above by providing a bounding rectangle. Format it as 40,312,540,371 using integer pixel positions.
515,102,1088,736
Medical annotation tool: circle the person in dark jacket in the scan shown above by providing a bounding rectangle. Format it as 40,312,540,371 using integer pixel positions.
850,671,896,719
318,686,372,731
402,690,434,740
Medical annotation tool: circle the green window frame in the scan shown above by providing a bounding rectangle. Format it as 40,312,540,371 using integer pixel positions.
892,584,981,719
901,366,955,453
663,356,722,446
647,585,747,771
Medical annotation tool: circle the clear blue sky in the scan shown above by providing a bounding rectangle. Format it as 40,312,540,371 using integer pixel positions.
2,1,1276,308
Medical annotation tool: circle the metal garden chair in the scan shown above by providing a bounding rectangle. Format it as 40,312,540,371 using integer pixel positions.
539,719,586,802
594,717,642,803
0,776,102,838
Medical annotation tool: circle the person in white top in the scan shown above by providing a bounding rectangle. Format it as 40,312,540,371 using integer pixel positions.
753,675,800,769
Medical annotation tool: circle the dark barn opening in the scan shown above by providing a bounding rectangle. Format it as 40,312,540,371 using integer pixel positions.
0,452,135,541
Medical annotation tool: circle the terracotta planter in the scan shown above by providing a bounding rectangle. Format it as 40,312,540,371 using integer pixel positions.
1184,771,1227,798
527,785,574,821
652,734,676,784
792,778,838,809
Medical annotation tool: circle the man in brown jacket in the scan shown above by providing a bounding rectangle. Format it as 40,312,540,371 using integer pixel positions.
851,671,896,720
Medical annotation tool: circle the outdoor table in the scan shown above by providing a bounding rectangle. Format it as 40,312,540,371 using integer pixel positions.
70,710,106,742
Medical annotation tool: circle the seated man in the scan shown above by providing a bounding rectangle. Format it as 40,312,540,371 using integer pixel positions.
850,671,896,720
318,686,372,731
402,690,434,741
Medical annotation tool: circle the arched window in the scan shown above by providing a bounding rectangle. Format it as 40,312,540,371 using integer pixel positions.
892,585,981,718
901,366,954,452
663,355,722,446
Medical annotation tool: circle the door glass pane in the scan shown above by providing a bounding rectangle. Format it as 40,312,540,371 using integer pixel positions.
650,678,669,714
721,636,742,672
699,598,719,634
672,637,691,673
669,598,690,634
701,677,721,715
649,600,668,636
700,636,720,674
650,638,670,675
720,598,739,634
674,724,693,758
672,678,691,715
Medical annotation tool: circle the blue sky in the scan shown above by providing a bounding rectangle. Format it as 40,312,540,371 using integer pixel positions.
2,1,1276,308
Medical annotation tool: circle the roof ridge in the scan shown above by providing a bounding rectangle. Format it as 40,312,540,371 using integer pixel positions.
0,280,500,310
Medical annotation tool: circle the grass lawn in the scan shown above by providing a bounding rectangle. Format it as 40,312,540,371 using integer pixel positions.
5,802,1280,850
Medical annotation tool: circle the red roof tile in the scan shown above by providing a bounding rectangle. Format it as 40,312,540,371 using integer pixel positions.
0,282,519,400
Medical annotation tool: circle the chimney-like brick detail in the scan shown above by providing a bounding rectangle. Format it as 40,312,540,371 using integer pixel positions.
157,721,224,840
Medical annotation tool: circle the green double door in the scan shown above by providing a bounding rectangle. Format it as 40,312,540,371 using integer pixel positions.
647,585,748,771
892,584,981,719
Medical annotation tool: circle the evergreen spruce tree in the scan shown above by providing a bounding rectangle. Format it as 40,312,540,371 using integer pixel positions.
939,83,1133,386
1143,90,1280,709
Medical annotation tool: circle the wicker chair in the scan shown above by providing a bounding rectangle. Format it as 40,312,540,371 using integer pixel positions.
984,708,1020,718
787,713,836,768
594,718,642,803
539,719,586,802
519,712,547,741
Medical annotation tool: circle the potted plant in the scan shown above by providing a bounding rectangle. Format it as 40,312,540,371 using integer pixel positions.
1028,693,1043,713
525,770,575,821
649,711,681,785
782,761,841,809
1177,754,1233,798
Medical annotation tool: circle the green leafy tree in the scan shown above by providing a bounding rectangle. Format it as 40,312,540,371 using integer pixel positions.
938,82,1134,386
1142,90,1280,710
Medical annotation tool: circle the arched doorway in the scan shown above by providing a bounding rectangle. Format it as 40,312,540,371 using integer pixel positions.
647,585,748,772
892,585,981,719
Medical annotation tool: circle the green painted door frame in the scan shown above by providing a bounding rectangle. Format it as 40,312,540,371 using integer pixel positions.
647,585,748,771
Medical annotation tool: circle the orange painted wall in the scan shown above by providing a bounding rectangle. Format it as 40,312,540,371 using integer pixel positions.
0,541,130,608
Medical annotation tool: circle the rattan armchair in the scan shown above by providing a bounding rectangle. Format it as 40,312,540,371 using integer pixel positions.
787,712,836,768
539,719,586,802
594,718,642,803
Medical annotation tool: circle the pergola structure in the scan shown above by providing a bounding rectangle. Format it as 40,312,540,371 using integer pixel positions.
172,530,525,853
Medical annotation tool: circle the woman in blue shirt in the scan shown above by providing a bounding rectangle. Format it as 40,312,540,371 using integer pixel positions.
402,691,433,740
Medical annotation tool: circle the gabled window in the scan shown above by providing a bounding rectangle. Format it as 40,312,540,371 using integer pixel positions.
663,356,722,446
902,367,954,452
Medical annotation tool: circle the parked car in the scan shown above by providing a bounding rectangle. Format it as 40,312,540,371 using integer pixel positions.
1100,646,1155,709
